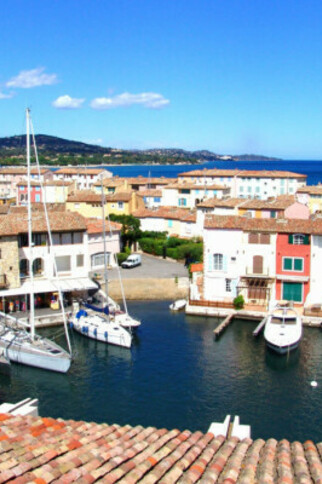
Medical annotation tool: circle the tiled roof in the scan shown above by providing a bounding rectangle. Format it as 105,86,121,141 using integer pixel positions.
0,210,86,236
105,191,134,202
127,176,176,186
0,413,322,482
240,195,297,210
204,214,322,234
0,167,50,175
164,181,229,190
86,218,122,234
67,190,102,203
93,177,126,187
197,197,245,208
133,206,196,222
179,168,307,179
297,185,322,195
54,168,107,175
139,189,162,197
0,205,10,215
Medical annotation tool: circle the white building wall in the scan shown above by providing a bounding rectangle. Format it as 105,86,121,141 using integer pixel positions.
308,235,322,304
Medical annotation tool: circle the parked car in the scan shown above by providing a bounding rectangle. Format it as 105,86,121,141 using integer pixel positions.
121,254,142,269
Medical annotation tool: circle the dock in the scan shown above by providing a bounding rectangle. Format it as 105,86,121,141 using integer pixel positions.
214,313,235,339
253,317,267,337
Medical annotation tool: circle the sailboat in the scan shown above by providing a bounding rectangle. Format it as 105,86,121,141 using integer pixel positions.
0,109,72,373
70,178,133,348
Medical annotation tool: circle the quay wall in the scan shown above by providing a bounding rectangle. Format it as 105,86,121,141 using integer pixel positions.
108,277,189,300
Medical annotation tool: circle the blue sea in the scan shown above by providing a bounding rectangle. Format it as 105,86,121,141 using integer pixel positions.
104,159,322,186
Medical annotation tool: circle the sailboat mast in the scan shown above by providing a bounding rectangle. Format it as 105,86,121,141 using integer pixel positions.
101,176,109,302
26,109,35,340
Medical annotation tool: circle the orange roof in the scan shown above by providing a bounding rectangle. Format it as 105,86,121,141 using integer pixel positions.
0,412,321,481
179,168,307,179
133,206,196,222
67,190,102,203
86,218,122,234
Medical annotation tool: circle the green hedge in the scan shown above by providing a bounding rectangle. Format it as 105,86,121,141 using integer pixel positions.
138,235,203,262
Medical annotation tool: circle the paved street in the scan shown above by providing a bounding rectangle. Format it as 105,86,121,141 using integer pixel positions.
107,253,188,280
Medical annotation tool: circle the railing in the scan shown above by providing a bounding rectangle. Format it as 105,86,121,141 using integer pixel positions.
245,267,270,276
189,299,234,309
0,274,8,288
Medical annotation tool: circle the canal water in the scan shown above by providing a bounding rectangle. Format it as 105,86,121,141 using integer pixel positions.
0,300,321,442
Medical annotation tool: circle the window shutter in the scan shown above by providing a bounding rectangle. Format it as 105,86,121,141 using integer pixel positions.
208,254,213,271
288,234,293,244
223,255,228,272
283,258,292,270
294,258,303,271
304,234,310,245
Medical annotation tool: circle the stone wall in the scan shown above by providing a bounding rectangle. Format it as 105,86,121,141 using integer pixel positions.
108,277,189,300
0,236,20,288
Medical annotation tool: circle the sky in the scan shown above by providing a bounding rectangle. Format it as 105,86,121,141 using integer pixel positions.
0,0,321,159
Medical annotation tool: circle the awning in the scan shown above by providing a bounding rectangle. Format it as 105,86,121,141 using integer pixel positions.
276,275,309,283
0,277,98,298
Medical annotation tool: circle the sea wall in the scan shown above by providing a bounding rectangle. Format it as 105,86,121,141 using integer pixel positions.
108,277,189,300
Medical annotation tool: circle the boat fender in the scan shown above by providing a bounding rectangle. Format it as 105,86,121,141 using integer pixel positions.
94,328,97,337
104,331,108,339
69,322,74,329
82,326,88,334
76,309,88,319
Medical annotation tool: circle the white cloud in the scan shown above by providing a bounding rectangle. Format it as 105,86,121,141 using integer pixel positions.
52,95,85,109
90,92,170,110
0,91,14,99
6,67,58,89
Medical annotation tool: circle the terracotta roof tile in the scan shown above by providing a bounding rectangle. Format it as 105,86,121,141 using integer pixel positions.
133,207,196,222
1,414,322,482
204,214,322,235
297,184,322,195
180,168,307,179
67,190,102,203
86,218,122,234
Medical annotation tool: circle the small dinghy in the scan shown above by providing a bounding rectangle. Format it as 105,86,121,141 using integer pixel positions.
169,299,187,311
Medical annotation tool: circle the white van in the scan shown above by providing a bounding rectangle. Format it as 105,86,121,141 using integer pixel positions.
121,254,142,269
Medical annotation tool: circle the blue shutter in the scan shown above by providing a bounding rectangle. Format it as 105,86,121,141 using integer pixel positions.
208,254,213,271
231,279,238,297
223,255,228,272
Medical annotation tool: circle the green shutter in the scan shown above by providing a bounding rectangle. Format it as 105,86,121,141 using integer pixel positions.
283,282,303,302
304,234,310,245
294,258,303,271
288,234,293,244
283,258,292,270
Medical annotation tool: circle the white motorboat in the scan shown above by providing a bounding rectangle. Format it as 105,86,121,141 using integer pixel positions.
169,299,187,311
0,109,72,373
264,304,302,355
70,309,132,348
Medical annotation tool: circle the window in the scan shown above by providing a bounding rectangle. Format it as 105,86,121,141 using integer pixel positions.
118,202,124,209
77,254,84,267
179,198,187,207
282,282,302,302
55,255,71,272
270,211,277,218
225,279,232,292
260,233,270,244
289,234,309,245
154,197,161,203
168,220,173,228
213,253,223,270
282,257,303,272
181,189,190,194
248,233,259,244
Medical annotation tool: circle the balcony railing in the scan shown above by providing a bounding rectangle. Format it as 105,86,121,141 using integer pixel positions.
244,267,271,277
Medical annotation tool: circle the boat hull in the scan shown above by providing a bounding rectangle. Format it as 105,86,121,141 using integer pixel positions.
71,314,132,348
266,339,301,355
264,306,302,356
0,332,71,373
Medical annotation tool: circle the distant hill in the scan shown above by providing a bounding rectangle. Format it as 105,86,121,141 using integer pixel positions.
0,134,281,165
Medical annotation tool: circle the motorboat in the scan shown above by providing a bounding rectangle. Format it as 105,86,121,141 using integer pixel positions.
264,304,302,354
70,309,132,348
169,299,187,311
0,109,72,373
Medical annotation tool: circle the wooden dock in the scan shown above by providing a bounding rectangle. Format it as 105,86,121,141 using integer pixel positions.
214,313,235,339
253,317,267,337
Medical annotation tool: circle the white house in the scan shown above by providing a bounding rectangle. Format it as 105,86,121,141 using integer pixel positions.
53,168,112,190
162,181,230,209
133,206,199,238
85,218,122,270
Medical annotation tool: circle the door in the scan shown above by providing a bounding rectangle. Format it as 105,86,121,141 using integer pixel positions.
282,282,303,303
253,255,263,274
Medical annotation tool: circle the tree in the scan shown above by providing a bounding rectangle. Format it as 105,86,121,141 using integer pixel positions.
109,214,141,249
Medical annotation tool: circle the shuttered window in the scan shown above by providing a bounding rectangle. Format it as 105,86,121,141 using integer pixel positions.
213,253,223,270
248,233,258,244
260,233,270,244
282,282,303,302
282,257,303,271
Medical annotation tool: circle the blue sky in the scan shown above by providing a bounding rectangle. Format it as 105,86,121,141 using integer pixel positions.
1,0,321,159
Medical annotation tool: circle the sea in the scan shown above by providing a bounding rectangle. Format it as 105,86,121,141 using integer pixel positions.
1,301,322,442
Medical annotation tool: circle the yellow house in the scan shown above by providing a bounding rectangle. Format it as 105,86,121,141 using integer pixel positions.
297,185,322,214
66,190,145,218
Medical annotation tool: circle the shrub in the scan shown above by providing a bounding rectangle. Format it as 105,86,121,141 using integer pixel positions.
233,294,245,310
116,252,130,266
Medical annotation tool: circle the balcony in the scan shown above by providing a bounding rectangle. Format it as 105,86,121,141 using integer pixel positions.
244,267,271,277
0,274,8,288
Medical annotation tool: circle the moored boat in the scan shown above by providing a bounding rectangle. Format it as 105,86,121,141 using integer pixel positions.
264,304,302,355
169,299,187,311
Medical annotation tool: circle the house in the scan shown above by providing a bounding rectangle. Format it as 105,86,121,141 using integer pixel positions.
93,176,128,194
162,180,230,209
296,185,322,213
179,168,307,200
0,208,96,306
85,218,122,270
66,190,107,218
133,206,198,238
0,166,53,199
105,191,145,216
200,216,322,309
53,167,112,190
139,189,162,208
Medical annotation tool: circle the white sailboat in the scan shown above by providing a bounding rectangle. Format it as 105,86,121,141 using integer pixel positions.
70,177,133,347
0,109,72,373
264,303,302,355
